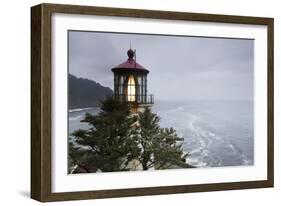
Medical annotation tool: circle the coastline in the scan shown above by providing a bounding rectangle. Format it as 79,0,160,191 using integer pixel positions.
69,107,98,113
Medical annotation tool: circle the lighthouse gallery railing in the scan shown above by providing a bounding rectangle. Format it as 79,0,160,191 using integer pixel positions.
114,94,154,104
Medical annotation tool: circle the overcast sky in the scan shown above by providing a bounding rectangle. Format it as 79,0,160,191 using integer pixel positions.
69,31,253,101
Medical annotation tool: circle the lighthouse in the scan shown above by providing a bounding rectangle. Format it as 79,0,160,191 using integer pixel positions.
112,48,154,113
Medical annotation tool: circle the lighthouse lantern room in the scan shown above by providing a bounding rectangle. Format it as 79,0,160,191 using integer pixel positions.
112,48,154,113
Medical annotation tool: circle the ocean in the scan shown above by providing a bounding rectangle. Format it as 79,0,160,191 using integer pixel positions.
68,100,254,168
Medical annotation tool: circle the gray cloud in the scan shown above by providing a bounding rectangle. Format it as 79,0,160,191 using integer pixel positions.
69,31,253,101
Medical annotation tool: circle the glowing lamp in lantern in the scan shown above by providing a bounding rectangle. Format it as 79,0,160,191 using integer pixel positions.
111,48,154,112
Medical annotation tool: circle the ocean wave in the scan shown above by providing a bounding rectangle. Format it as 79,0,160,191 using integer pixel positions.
69,114,84,121
69,107,93,113
156,101,253,168
186,157,208,167
177,106,183,110
227,142,252,165
186,118,236,167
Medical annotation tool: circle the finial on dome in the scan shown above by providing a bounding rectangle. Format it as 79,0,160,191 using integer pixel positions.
127,48,134,59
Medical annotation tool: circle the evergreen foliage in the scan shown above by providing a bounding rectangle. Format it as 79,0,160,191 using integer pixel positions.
69,98,191,173
69,98,140,172
138,108,189,170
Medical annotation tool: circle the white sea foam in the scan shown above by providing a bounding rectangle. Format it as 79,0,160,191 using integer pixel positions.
186,157,208,167
69,100,254,168
69,107,93,113
69,115,84,121
226,141,251,165
177,106,183,110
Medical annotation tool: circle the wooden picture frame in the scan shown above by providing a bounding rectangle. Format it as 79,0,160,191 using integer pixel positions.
31,3,274,202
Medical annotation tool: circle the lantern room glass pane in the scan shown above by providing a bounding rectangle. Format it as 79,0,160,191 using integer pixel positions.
120,75,124,86
127,75,136,102
137,85,141,103
138,76,142,86
119,86,123,95
142,85,146,102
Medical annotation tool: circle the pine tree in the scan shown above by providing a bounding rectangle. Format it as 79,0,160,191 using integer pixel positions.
69,98,141,173
69,99,192,173
137,108,189,170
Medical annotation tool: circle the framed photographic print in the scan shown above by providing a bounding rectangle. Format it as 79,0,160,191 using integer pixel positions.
31,3,274,202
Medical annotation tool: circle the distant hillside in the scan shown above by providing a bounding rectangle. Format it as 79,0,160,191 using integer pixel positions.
69,74,113,109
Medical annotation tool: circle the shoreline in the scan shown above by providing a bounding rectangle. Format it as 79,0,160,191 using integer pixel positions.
69,107,98,113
